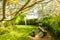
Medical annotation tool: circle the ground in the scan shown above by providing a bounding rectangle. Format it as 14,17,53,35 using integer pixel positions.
0,25,56,40
28,27,56,40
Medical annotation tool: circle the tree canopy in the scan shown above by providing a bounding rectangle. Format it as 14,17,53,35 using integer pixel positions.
0,0,53,22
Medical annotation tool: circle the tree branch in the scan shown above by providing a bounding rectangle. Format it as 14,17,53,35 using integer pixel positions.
7,0,44,21
23,0,52,10
0,0,7,22
15,0,30,15
6,0,31,21
5,0,44,21
57,0,60,3
3,0,6,19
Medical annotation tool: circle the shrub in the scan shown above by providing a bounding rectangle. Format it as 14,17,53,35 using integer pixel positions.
14,13,26,25
14,13,38,25
26,19,37,25
41,15,60,40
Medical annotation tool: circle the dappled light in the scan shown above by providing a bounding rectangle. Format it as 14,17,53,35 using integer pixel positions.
0,0,60,40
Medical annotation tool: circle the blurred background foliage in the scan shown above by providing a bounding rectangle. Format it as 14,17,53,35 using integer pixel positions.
0,0,60,40
14,12,39,25
14,12,26,25
41,15,60,40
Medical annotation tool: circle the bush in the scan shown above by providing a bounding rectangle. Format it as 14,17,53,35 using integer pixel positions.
26,19,37,25
41,15,60,40
14,13,26,25
14,13,38,25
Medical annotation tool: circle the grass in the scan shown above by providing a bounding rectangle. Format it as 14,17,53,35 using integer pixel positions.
0,25,36,40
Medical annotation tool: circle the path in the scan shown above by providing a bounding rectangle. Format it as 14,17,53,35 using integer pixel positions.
28,27,56,40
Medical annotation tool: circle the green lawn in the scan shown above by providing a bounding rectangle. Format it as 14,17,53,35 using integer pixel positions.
0,25,36,40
